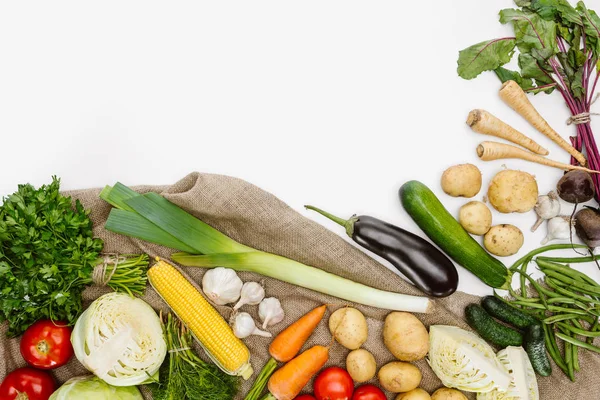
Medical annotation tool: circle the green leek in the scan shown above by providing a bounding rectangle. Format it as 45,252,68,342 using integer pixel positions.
101,183,432,313
171,252,432,313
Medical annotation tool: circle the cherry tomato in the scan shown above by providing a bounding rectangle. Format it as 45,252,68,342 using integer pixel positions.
0,367,55,400
314,367,354,400
20,320,73,369
295,396,317,400
351,385,386,400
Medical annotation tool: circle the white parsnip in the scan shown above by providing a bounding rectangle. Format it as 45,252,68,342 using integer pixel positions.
467,109,549,155
477,141,599,173
499,80,587,165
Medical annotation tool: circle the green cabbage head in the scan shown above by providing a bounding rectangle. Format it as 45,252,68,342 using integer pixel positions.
49,376,143,400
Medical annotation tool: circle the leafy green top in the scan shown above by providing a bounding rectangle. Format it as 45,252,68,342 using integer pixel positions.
0,177,103,336
457,0,600,98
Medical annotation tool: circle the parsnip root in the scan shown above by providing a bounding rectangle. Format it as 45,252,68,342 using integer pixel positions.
499,80,587,165
477,141,599,173
467,109,549,155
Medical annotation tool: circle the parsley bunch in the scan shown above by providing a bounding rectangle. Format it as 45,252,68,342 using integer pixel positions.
0,177,148,336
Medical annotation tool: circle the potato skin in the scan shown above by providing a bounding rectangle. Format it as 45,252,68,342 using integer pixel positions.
458,201,492,235
328,307,368,350
378,362,422,393
441,164,482,198
383,312,429,361
346,349,376,383
488,170,538,213
396,388,431,400
484,224,524,256
430,388,468,400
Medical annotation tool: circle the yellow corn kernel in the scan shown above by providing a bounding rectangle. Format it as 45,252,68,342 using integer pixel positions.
148,260,253,379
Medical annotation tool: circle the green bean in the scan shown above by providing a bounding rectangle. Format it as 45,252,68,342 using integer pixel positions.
556,332,600,354
544,314,583,324
588,320,600,344
511,244,588,270
546,306,590,316
506,287,539,303
565,340,575,380
542,270,600,296
545,278,600,304
538,260,600,288
557,322,600,337
512,269,549,307
537,253,600,264
542,323,568,372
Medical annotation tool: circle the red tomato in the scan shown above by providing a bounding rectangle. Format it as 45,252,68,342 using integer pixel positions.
314,367,354,400
351,385,386,400
295,396,317,400
20,320,73,369
0,367,55,400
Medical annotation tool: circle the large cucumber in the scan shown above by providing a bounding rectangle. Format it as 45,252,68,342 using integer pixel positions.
482,296,540,329
465,304,523,348
399,181,510,289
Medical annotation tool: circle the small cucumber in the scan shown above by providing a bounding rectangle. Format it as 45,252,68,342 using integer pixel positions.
399,181,510,289
525,324,552,377
482,296,540,329
465,304,523,348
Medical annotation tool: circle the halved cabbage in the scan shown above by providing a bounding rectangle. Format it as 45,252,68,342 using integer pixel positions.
49,376,143,400
428,325,511,393
477,346,539,400
72,293,167,386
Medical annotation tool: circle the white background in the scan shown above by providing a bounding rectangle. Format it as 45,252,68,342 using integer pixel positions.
1,0,599,296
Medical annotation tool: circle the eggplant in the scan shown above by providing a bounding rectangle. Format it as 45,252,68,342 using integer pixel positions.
305,205,459,297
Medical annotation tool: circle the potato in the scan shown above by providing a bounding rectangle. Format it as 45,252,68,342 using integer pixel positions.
383,312,429,361
378,362,422,393
430,388,468,400
441,164,482,198
458,201,492,235
329,307,368,350
484,224,524,256
488,170,538,213
346,349,376,383
396,388,431,400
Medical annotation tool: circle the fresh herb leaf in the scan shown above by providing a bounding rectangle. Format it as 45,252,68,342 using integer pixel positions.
494,67,535,90
0,178,148,336
457,38,516,79
530,0,581,25
519,53,554,85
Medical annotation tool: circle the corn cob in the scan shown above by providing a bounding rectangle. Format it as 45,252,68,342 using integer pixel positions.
148,259,253,379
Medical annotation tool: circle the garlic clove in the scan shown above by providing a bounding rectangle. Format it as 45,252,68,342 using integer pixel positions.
258,297,285,329
233,312,272,339
202,267,243,305
233,282,265,311
541,216,574,245
532,191,561,232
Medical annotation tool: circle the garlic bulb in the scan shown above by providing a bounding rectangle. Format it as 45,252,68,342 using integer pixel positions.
541,216,574,245
532,191,561,232
234,282,265,311
258,297,285,329
202,267,243,305
233,312,272,339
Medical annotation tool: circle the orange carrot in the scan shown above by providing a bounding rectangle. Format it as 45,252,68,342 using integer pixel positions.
266,345,330,400
269,305,327,362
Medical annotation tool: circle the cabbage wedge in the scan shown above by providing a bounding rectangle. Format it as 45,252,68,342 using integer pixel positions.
71,293,167,386
428,325,511,393
478,346,539,400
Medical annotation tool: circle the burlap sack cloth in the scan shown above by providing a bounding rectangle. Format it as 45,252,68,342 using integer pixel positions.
1,172,598,399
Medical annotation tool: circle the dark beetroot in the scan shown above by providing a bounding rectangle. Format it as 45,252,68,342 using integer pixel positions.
575,207,600,248
557,170,595,204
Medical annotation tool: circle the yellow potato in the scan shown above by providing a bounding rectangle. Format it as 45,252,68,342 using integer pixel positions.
484,224,524,256
346,349,376,383
430,388,468,400
396,388,431,400
378,362,422,393
488,170,538,213
441,164,482,198
458,201,492,235
383,312,429,361
329,307,368,350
